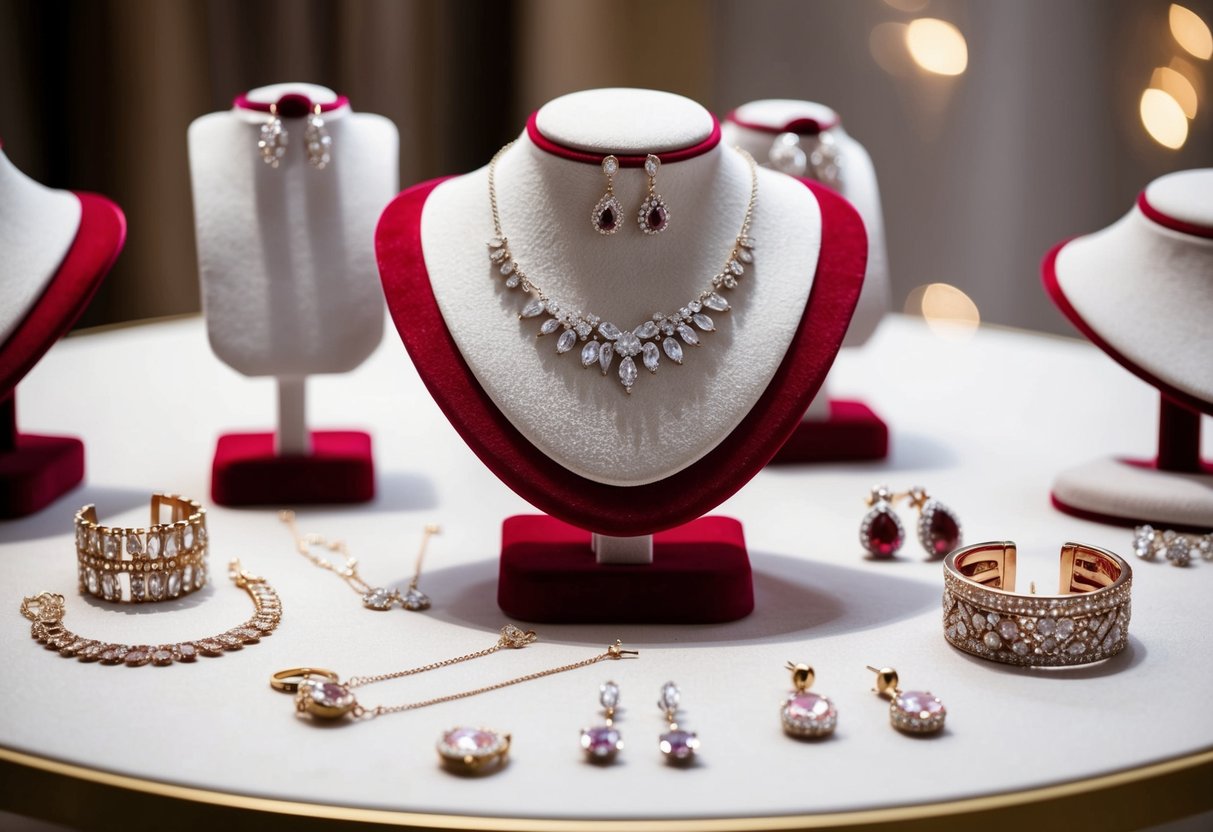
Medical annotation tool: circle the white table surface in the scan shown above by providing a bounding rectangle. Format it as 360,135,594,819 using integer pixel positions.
0,313,1210,823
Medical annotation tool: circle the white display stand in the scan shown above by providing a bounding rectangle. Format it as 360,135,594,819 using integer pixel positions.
0,149,81,345
422,89,821,488
1047,169,1213,529
188,82,398,455
1,314,1210,831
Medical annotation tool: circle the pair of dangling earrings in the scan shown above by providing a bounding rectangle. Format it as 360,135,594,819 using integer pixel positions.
580,680,700,766
859,485,963,560
781,663,947,738
591,154,671,236
258,103,333,170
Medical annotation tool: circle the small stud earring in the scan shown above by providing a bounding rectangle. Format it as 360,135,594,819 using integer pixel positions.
860,485,905,558
580,680,623,764
657,681,698,764
866,665,946,734
304,104,333,169
780,662,837,739
902,486,962,559
591,155,622,235
258,103,288,168
638,154,670,235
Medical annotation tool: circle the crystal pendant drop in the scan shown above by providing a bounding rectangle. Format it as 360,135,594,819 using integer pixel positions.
304,107,333,169
258,109,288,168
638,195,670,234
592,194,623,235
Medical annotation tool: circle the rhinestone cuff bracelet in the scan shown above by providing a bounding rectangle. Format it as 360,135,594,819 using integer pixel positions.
75,494,209,603
942,541,1131,667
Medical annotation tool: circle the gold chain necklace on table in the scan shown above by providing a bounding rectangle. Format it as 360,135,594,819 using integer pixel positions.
280,510,439,611
486,143,758,394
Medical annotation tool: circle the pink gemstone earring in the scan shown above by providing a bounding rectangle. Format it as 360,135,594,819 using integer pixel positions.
860,485,905,558
867,665,946,735
780,662,837,739
638,154,670,235
580,680,623,764
657,681,698,765
902,485,962,559
591,155,622,235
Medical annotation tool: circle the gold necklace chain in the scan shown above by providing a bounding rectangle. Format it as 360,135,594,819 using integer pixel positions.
486,142,758,393
277,625,638,722
279,510,439,611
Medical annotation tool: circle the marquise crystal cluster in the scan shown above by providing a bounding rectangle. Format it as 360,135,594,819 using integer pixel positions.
75,500,209,603
942,570,1131,667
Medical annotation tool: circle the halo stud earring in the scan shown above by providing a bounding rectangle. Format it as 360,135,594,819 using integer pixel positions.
591,155,623,235
638,154,670,235
258,103,288,168
657,681,699,765
580,680,624,764
304,103,333,169
866,665,946,735
780,662,838,739
860,485,905,558
903,486,962,559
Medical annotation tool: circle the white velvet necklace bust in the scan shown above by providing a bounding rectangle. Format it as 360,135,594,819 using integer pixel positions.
0,148,82,345
420,89,822,487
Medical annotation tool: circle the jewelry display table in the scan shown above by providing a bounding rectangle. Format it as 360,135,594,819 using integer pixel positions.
0,314,1209,831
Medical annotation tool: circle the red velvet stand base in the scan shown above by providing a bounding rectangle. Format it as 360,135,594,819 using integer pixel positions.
211,431,375,506
0,395,84,519
498,514,754,623
770,400,888,464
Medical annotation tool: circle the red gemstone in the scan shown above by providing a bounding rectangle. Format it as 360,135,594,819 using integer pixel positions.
647,205,667,231
926,507,960,557
599,207,616,230
866,511,902,557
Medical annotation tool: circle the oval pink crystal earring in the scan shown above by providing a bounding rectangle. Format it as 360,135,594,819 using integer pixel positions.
592,155,623,235
780,662,838,738
637,154,670,235
580,680,623,764
867,665,946,735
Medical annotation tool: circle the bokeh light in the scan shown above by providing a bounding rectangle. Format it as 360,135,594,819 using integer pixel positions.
906,283,981,339
1150,66,1199,118
905,18,969,76
1169,4,1213,60
1139,88,1190,148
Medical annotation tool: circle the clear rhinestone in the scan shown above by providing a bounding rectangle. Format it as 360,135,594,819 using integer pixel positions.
688,300,702,313
1132,525,1156,559
581,340,601,367
362,588,394,610
1066,641,1087,656
614,331,641,357
983,631,1001,650
663,338,684,364
659,681,680,712
126,533,142,556
633,320,659,339
401,588,431,611
86,568,99,595
146,531,161,558
539,318,561,336
598,322,622,340
728,259,744,276
505,274,520,288
182,564,193,589
88,528,99,553
168,571,182,598
692,313,715,332
556,330,577,353
600,681,620,709
676,323,699,345
102,535,119,560
599,341,614,375
183,525,195,550
972,613,985,630
520,298,545,318
488,237,504,248
1056,618,1075,638
602,155,619,176
500,260,515,276
642,342,660,372
575,321,592,338
1012,640,1030,656
490,247,508,262
101,572,118,601
740,237,755,249
619,357,638,389
644,154,660,176
149,573,164,600
163,531,179,558
737,247,754,264
130,574,145,601
997,619,1018,640
1037,618,1056,636
703,292,730,312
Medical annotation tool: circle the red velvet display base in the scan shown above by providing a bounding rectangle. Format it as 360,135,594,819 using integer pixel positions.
498,514,753,623
0,433,84,520
211,431,375,506
770,399,888,464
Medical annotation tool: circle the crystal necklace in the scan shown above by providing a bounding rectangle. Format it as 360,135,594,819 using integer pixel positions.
486,143,757,393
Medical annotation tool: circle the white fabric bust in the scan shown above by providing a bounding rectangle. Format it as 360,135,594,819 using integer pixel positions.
419,88,822,487
722,99,889,350
188,82,397,379
0,148,82,346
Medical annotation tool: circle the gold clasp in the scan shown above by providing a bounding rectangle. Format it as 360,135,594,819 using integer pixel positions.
607,639,639,659
20,592,65,624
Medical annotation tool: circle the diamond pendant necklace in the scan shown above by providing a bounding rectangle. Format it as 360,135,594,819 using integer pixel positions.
487,142,758,393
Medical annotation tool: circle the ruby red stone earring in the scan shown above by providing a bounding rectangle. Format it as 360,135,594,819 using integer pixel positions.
638,154,670,234
860,485,905,558
592,155,622,235
902,485,962,559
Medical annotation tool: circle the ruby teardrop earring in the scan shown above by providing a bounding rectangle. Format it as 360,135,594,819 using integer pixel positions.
591,155,623,235
638,154,670,235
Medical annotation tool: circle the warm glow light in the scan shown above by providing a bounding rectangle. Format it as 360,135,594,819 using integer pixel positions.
1151,66,1199,118
1170,4,1213,60
907,283,980,339
905,18,968,76
1140,88,1190,148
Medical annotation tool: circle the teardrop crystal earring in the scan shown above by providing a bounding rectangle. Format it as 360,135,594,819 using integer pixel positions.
580,680,624,763
638,154,670,235
867,665,946,734
591,155,622,235
859,485,905,558
901,486,962,559
258,103,288,168
304,104,333,169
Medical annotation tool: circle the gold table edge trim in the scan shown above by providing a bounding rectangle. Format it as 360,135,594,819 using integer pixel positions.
2,743,1211,831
